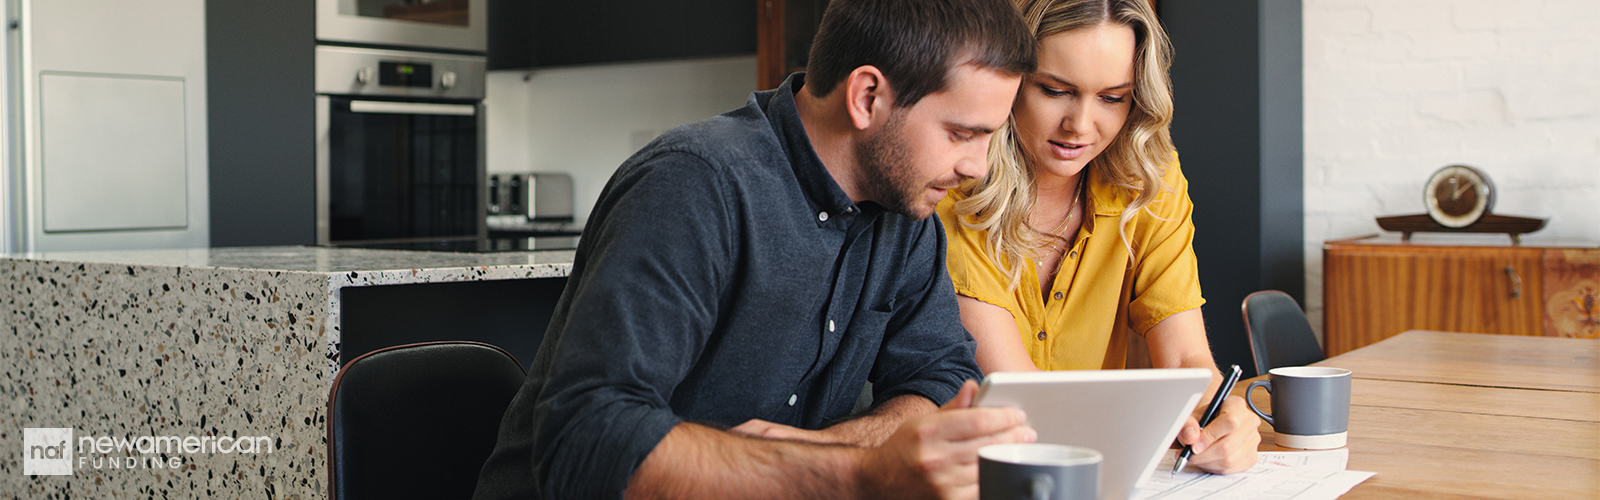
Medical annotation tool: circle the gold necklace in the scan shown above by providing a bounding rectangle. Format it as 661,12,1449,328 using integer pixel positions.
1039,173,1087,252
1036,173,1086,302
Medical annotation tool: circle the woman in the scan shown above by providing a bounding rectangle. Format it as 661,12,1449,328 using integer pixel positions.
934,0,1259,473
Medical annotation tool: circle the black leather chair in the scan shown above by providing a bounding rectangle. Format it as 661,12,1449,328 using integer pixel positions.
327,341,527,500
1241,291,1326,376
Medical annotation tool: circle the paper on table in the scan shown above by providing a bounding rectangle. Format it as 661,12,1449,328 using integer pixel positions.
1132,449,1375,500
1256,449,1350,470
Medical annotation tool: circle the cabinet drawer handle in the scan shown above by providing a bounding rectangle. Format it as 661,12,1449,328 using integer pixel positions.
1504,265,1521,299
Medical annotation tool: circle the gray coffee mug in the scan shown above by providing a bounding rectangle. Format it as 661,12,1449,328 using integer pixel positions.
979,444,1100,500
1246,366,1352,449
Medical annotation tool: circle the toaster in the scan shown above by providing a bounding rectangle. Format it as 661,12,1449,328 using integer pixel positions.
487,172,574,222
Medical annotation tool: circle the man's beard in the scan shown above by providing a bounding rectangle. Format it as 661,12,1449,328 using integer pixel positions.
854,109,932,219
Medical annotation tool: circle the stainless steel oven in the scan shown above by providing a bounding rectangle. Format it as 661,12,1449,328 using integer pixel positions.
317,0,487,53
316,46,487,251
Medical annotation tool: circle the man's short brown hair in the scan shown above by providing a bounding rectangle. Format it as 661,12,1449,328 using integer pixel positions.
806,0,1036,108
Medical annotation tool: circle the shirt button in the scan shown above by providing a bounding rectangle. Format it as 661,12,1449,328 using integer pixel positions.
818,211,830,222
845,207,855,214
1068,250,1077,259
787,394,798,406
1053,291,1063,300
1037,331,1048,341
828,319,836,332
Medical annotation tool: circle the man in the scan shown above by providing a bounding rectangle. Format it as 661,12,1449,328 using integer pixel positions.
472,1,1036,498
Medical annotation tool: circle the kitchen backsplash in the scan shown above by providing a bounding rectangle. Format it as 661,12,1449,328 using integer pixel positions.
483,55,757,223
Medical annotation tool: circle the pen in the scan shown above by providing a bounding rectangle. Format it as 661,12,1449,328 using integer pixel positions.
1172,364,1243,475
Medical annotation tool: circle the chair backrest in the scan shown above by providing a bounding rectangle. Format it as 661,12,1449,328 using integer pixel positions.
1241,290,1326,376
328,341,527,500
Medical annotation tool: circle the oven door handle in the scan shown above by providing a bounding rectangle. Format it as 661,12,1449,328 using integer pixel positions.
348,100,477,116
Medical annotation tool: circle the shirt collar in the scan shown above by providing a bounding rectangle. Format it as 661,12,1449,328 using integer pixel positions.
1087,167,1133,219
758,72,878,227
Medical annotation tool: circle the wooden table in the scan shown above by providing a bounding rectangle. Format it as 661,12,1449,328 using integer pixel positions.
1234,330,1600,499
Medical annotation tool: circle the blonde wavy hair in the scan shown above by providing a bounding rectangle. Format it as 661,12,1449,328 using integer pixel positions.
953,0,1176,290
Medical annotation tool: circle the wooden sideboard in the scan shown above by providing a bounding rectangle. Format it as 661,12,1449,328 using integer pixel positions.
1323,235,1600,356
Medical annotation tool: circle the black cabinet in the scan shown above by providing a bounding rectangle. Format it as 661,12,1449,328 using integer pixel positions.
339,277,569,371
489,0,756,70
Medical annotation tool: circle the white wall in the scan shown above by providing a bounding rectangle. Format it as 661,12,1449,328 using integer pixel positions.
1303,0,1600,341
484,55,758,223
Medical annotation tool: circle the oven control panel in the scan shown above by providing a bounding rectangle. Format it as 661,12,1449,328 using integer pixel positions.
378,61,433,88
316,45,484,99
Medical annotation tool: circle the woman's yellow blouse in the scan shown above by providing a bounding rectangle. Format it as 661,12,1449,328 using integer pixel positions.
936,162,1205,370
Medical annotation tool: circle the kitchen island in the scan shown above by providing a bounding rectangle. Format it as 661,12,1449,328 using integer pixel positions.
1,246,573,499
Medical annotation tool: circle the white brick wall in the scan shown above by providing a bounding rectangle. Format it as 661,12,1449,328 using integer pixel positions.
1303,0,1600,343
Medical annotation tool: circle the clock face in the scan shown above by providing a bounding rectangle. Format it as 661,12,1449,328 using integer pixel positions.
1424,165,1494,228
1432,174,1479,216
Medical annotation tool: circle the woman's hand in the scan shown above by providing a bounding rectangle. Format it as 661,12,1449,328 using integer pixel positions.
1146,309,1263,474
730,419,839,445
1175,395,1261,474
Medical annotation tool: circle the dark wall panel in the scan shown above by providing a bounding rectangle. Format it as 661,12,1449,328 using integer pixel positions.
1260,0,1305,300
1161,0,1303,378
207,1,316,246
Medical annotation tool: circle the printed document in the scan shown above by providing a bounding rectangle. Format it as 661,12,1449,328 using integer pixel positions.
1134,449,1375,500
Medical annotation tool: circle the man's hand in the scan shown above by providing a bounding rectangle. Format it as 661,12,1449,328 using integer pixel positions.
1175,395,1260,474
857,380,1037,500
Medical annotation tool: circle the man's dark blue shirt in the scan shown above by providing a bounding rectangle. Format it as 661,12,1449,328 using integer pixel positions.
472,73,980,500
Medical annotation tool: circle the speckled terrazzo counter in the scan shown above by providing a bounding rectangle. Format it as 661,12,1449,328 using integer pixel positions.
0,246,573,499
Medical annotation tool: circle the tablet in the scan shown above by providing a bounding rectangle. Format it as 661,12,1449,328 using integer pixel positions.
975,368,1212,500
